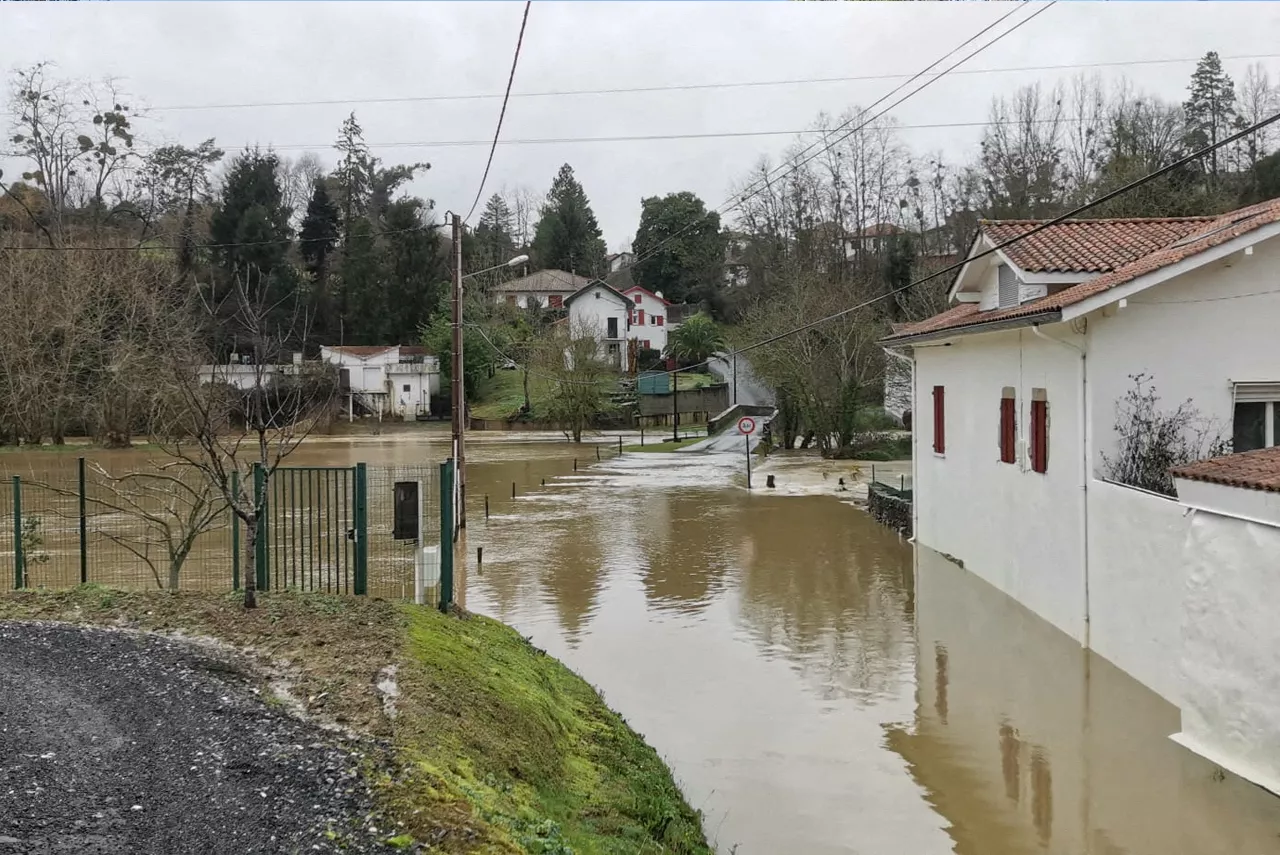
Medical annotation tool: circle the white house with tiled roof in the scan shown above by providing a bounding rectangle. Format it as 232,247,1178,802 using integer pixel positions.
492,269,590,309
320,344,441,420
884,197,1280,795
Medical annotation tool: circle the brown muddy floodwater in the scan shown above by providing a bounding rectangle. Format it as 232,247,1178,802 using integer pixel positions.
5,431,1280,853
460,444,1280,855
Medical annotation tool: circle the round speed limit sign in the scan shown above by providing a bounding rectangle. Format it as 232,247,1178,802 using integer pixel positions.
737,416,757,435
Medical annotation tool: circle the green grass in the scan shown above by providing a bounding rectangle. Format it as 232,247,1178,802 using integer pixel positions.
387,607,711,853
674,373,715,391
471,370,543,421
0,441,163,454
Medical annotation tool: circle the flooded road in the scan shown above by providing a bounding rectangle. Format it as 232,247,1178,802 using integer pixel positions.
4,432,1280,851
460,445,1280,854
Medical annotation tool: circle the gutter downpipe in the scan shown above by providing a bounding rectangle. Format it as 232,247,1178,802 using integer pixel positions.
883,346,917,543
1031,323,1090,649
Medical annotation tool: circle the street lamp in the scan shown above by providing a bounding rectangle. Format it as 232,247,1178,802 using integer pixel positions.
462,254,529,280
450,232,530,533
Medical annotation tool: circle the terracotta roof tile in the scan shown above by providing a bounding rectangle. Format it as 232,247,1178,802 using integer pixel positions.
493,269,591,293
1171,446,1280,493
983,217,1211,273
885,198,1280,343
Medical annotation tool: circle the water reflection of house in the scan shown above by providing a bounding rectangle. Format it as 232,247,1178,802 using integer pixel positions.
887,548,1280,855
319,345,441,420
883,198,1280,795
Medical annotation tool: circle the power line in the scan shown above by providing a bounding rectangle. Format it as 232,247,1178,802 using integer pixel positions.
464,0,531,224
258,117,1099,153
719,107,1280,371
583,2,1053,312
143,53,1280,112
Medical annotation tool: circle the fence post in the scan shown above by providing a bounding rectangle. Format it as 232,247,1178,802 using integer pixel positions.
78,457,88,585
439,460,454,613
354,463,368,596
230,470,241,591
618,436,623,456
253,463,269,592
12,476,23,589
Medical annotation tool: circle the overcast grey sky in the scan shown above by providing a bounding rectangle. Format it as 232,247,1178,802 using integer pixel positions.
4,1,1280,247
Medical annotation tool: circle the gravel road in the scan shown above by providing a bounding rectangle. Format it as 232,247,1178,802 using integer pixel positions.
0,622,394,854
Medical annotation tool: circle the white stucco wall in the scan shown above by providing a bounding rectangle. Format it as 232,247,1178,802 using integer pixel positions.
496,291,573,309
567,285,630,370
913,328,1087,641
1087,237,1280,471
1175,509,1280,795
1086,480,1189,703
625,289,669,352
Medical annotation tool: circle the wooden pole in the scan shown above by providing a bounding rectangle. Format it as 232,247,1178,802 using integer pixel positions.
451,212,467,531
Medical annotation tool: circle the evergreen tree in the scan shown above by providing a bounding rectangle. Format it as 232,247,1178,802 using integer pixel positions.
1184,51,1238,179
881,233,916,323
336,217,383,344
298,179,341,343
382,198,448,344
208,149,297,348
531,164,607,276
333,113,373,236
632,191,724,307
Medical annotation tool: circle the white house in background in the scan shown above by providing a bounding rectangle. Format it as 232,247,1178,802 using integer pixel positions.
620,284,671,352
883,197,1280,795
606,251,634,273
564,281,631,370
492,269,590,309
319,344,441,420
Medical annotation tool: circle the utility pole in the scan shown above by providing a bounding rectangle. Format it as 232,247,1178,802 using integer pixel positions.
671,372,679,444
451,213,466,532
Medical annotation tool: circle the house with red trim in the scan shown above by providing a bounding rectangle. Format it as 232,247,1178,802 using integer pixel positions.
619,284,673,353
883,197,1280,795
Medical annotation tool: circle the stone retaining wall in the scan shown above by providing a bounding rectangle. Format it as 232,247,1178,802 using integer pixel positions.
868,483,912,537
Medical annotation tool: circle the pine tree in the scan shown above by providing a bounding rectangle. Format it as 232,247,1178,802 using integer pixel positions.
334,113,373,236
382,198,448,344
208,149,296,347
337,216,384,345
298,179,341,343
531,164,607,276
1184,51,1238,179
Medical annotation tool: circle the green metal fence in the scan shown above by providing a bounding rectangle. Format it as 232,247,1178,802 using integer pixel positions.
1,457,452,605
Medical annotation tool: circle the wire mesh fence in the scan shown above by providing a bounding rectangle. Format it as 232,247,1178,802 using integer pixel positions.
867,464,913,497
0,458,443,601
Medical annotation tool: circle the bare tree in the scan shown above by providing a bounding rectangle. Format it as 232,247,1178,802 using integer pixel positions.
535,320,614,443
150,268,339,607
738,276,885,457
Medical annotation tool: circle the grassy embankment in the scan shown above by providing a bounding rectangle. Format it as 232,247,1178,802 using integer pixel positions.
471,369,717,424
0,587,710,855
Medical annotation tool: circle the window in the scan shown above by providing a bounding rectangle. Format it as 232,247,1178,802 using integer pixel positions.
998,264,1020,309
548,294,563,308
654,316,664,326
932,385,946,454
999,388,1016,464
642,340,651,349
403,384,411,393
506,295,517,305
1232,383,1280,452
634,293,642,305
1030,389,1048,473
637,309,645,325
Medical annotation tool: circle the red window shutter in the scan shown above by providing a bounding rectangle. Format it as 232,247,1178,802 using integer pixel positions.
1031,400,1048,473
1000,397,1016,463
549,294,563,308
637,309,645,325
933,386,946,454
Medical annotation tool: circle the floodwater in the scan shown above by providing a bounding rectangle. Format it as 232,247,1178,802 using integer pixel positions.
4,431,1280,852
459,445,1280,854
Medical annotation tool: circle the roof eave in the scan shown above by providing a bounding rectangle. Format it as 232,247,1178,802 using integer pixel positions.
880,309,1063,346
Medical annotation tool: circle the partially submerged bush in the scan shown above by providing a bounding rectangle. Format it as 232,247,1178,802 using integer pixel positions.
1101,373,1229,497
